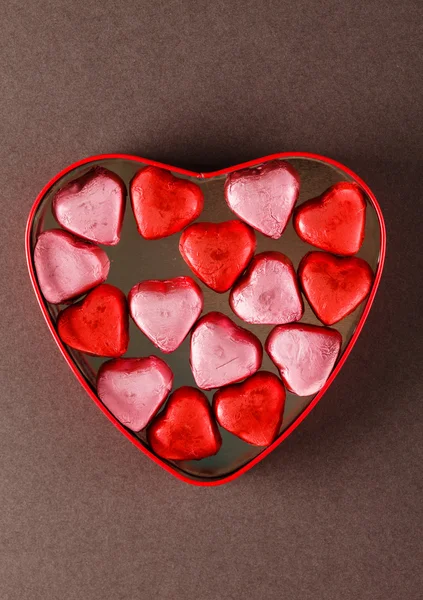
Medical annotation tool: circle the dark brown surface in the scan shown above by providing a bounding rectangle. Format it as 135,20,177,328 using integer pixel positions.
1,1,422,598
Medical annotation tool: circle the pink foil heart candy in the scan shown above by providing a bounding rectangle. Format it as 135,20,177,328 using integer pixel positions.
190,312,263,390
265,323,342,396
128,276,203,353
97,357,173,432
224,160,300,238
52,167,126,245
34,229,110,304
229,251,304,325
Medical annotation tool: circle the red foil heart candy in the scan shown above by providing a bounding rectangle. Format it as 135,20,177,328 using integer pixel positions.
224,160,300,239
57,284,129,356
293,182,366,255
130,166,204,239
229,251,303,324
190,312,263,390
213,371,286,446
147,387,222,461
128,276,203,353
34,229,110,304
97,357,173,432
266,324,342,396
52,167,126,246
179,220,256,293
298,252,373,325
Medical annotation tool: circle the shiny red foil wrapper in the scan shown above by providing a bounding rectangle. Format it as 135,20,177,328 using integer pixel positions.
190,312,263,390
52,167,126,246
230,251,303,324
57,284,129,357
293,182,366,256
130,166,204,239
179,220,256,293
298,252,374,325
224,160,300,238
34,229,110,304
148,386,222,461
97,357,173,432
266,323,342,396
129,276,203,353
213,371,286,446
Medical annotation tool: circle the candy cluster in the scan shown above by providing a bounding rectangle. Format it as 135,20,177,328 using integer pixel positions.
34,161,373,461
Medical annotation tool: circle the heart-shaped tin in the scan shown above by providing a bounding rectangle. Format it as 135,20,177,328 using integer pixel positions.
26,152,385,486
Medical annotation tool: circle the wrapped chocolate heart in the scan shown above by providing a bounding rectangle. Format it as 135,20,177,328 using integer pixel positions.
213,372,286,446
179,220,256,293
230,251,303,325
129,276,203,353
97,357,173,432
131,166,204,239
224,160,300,238
52,167,126,246
293,182,366,256
34,229,110,304
148,387,222,461
298,252,374,325
190,312,263,390
57,284,129,357
266,324,342,396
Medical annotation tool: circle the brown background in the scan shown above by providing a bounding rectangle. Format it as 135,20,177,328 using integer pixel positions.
1,1,422,599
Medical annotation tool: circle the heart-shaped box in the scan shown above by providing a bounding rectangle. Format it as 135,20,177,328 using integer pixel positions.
26,153,386,486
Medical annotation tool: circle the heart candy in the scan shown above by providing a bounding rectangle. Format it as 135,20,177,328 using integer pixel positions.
52,167,126,246
298,252,374,325
190,312,263,390
57,284,129,357
147,387,222,461
34,229,110,304
265,323,342,396
229,251,303,324
224,160,300,238
179,220,256,293
97,357,173,432
213,371,286,446
293,182,366,255
128,276,203,353
130,166,204,239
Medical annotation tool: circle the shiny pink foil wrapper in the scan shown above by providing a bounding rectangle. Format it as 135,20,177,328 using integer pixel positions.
230,251,304,325
266,323,342,396
52,167,126,246
34,229,110,304
190,312,263,390
128,276,203,353
97,356,173,432
224,160,300,239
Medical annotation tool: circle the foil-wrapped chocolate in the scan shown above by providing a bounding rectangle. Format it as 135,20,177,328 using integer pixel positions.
190,312,262,390
266,323,342,396
230,251,303,324
148,387,222,461
97,357,173,432
129,276,203,353
179,220,256,293
34,229,110,304
213,371,286,446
